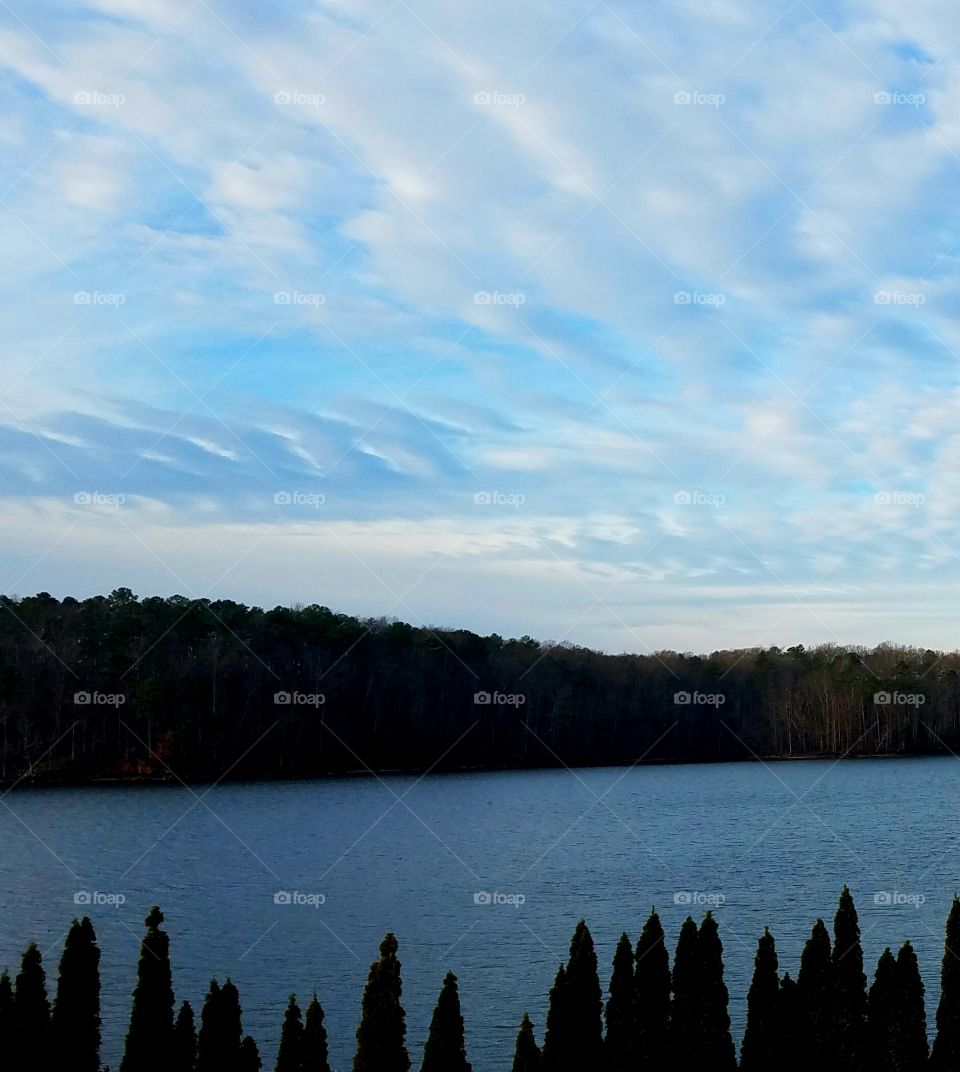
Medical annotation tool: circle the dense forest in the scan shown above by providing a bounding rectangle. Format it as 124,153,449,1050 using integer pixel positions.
7,887,960,1071
0,589,956,783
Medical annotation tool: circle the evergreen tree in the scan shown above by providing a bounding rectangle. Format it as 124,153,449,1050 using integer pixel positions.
51,916,101,1072
564,920,603,1071
303,994,330,1072
275,995,304,1072
511,1013,540,1072
173,1001,197,1072
197,979,244,1072
932,896,960,1071
239,1036,262,1072
894,941,927,1072
14,941,50,1067
740,928,781,1072
797,918,833,1064
604,933,634,1072
420,971,471,1072
696,912,736,1072
778,974,802,1072
832,886,867,1072
354,933,410,1072
121,906,176,1072
670,916,700,1071
540,964,569,1072
0,971,14,1057
867,948,897,1072
633,909,670,1071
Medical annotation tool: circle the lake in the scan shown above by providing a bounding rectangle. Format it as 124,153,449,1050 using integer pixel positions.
2,756,958,1070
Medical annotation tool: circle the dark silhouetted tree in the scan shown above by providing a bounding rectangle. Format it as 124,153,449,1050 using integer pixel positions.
0,971,14,1057
173,1001,197,1072
778,973,802,1072
275,995,304,1072
565,920,603,1071
867,947,897,1072
197,979,244,1072
420,971,471,1072
932,896,960,1071
670,916,700,1070
740,928,781,1072
14,942,50,1068
540,964,569,1072
894,941,927,1072
303,994,330,1072
354,933,410,1072
797,918,832,1064
511,1013,540,1072
121,906,175,1072
604,933,634,1072
697,912,736,1072
832,887,867,1072
634,909,670,1071
240,1035,261,1072
51,917,101,1072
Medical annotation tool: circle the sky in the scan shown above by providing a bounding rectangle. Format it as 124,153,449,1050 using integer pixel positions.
0,0,959,653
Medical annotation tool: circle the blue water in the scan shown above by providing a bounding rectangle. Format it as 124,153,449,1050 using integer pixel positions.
2,756,958,1070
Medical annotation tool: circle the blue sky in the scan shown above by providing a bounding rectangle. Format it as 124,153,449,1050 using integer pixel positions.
1,0,959,652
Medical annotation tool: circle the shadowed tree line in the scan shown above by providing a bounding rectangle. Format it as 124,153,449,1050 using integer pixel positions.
6,890,960,1071
1,590,958,782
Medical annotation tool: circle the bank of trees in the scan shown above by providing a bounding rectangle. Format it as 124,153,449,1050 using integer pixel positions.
0,590,957,782
4,888,960,1070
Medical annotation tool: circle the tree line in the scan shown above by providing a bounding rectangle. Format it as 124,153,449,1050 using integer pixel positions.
1,590,958,782
8,888,960,1071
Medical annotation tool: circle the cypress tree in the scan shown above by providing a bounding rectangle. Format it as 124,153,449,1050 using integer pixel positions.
540,963,569,1072
173,1001,197,1072
670,916,700,1071
778,973,802,1072
511,1013,540,1072
51,916,101,1072
239,1036,262,1072
14,941,50,1067
0,971,14,1057
275,995,304,1072
797,918,833,1064
354,933,410,1072
740,928,781,1072
420,971,471,1072
867,948,897,1072
634,908,670,1071
604,933,634,1072
197,978,244,1072
696,912,736,1072
564,920,603,1071
303,993,331,1072
831,886,867,1072
932,895,960,1071
121,906,175,1072
894,941,927,1072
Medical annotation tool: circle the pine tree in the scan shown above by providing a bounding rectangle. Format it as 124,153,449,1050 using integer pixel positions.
51,917,101,1072
420,971,471,1072
634,909,670,1071
121,906,176,1072
239,1036,262,1072
14,941,50,1067
740,928,781,1072
696,912,736,1072
670,916,700,1071
275,995,304,1072
932,896,960,1071
832,886,867,1072
173,1001,197,1072
540,963,569,1072
604,933,634,1072
511,1013,540,1072
797,918,833,1064
197,978,244,1072
303,994,331,1072
354,933,410,1072
867,948,897,1072
564,920,603,1071
894,941,927,1072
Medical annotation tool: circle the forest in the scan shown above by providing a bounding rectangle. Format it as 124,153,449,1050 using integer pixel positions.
7,887,960,1071
0,589,956,783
